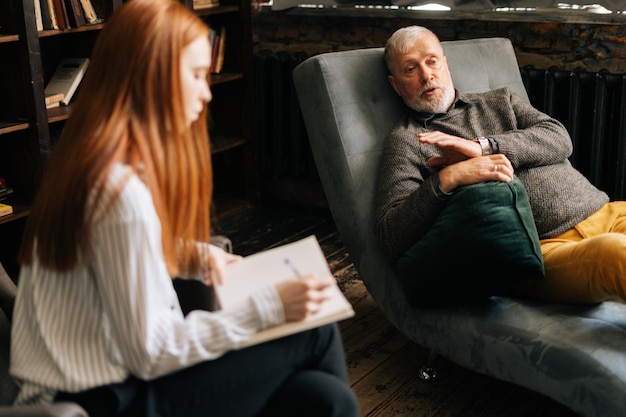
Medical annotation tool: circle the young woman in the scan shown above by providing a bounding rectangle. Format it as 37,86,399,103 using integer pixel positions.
9,1,359,416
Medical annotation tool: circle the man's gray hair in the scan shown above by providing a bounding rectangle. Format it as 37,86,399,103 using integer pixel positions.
384,26,439,72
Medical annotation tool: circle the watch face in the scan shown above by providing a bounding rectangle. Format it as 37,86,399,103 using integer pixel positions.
477,137,491,155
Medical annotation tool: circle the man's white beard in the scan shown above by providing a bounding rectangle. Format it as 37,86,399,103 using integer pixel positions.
407,86,455,114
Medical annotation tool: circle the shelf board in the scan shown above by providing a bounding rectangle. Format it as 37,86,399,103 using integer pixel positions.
211,135,246,153
0,34,19,43
211,71,244,85
0,203,30,225
0,120,29,135
47,105,72,123
37,23,105,38
194,5,240,16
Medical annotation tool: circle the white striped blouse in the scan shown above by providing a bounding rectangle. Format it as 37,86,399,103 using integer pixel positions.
10,163,285,405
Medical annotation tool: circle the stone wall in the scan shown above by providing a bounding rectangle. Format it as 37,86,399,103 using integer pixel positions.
252,7,626,73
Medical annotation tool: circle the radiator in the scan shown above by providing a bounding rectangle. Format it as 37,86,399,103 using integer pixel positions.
521,65,626,200
253,51,626,200
253,50,316,180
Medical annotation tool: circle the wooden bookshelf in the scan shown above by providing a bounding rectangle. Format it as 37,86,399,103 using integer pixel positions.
0,0,256,274
184,0,258,213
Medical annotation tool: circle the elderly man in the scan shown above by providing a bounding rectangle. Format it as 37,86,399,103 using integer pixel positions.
375,25,626,306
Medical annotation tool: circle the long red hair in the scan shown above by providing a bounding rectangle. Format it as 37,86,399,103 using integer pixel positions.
19,0,213,277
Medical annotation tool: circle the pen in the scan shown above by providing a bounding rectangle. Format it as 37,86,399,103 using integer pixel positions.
284,258,303,278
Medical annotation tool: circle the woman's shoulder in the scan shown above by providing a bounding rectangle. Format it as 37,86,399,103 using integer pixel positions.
107,162,149,193
97,163,155,220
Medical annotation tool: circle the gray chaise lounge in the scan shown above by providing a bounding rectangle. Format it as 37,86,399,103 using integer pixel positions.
293,38,626,417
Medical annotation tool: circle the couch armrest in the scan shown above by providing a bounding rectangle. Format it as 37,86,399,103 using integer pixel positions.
210,235,233,253
0,402,88,417
0,261,16,321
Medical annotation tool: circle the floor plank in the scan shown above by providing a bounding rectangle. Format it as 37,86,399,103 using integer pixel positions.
354,341,429,416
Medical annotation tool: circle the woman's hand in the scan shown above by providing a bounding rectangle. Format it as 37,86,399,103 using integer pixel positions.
274,274,336,321
204,248,242,286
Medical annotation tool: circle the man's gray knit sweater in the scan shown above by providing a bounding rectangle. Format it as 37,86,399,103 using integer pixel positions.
375,88,609,261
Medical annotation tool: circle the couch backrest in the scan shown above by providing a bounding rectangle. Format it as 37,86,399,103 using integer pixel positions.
0,262,18,405
293,38,526,303
0,307,18,405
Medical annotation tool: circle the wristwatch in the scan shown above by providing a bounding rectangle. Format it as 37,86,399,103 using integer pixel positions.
474,137,491,156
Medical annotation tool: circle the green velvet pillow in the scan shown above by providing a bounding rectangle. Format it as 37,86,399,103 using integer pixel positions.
396,176,544,307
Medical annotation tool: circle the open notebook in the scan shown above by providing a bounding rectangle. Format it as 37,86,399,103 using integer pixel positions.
215,235,355,348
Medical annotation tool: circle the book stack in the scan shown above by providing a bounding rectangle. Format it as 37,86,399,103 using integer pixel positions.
0,203,12,218
45,92,64,109
210,26,226,74
36,0,101,31
0,179,12,202
0,178,13,217
194,0,220,9
45,58,89,106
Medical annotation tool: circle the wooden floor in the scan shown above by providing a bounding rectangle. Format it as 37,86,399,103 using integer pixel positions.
213,202,580,417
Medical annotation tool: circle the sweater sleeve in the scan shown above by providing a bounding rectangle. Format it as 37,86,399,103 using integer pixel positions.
374,119,450,261
480,90,574,168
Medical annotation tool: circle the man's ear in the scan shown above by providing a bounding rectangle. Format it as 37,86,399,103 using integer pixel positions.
388,74,400,96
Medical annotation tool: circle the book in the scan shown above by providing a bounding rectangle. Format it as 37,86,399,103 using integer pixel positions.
45,92,64,108
45,0,59,29
44,58,89,105
0,203,12,217
78,0,99,24
214,235,355,349
64,0,86,27
209,28,220,74
194,0,220,9
213,26,226,74
0,189,13,202
39,0,57,30
52,0,69,29
0,179,13,203
34,0,43,31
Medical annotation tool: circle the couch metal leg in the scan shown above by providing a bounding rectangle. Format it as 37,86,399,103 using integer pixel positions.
419,348,438,381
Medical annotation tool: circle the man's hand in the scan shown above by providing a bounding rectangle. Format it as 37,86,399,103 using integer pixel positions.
418,130,482,166
417,130,513,193
438,154,514,193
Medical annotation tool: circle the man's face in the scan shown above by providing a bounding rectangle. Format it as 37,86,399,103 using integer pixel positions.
387,34,455,114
